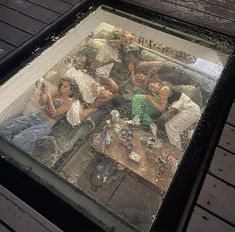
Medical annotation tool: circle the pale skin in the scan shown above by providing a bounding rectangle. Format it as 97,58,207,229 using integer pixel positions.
40,80,96,125
145,83,171,113
129,63,162,88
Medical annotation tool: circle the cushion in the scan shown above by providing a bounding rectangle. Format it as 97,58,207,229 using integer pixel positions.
22,68,62,116
66,100,81,126
175,85,203,109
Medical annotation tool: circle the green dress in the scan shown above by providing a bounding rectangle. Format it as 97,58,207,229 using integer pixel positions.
132,93,160,125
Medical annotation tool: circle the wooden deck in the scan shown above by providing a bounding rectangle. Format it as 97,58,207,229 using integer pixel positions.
0,184,62,232
118,0,235,37
0,0,235,231
117,1,235,230
186,103,235,232
0,0,91,81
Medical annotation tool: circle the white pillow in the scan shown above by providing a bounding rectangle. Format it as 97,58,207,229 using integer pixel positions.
22,86,44,115
66,100,81,126
22,78,58,115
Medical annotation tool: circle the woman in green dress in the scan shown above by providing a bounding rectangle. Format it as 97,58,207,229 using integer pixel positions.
132,82,170,126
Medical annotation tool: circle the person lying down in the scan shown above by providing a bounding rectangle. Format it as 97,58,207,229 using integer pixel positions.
0,78,96,154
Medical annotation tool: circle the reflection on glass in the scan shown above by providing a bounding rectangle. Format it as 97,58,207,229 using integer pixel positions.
0,22,225,231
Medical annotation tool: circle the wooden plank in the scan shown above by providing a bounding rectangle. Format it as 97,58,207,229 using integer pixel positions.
164,0,235,21
61,0,82,5
197,174,235,225
0,5,46,34
27,0,72,14
119,0,235,37
227,103,235,126
209,147,235,186
0,21,31,46
2,0,60,24
0,223,10,232
187,206,235,232
0,41,15,59
204,0,235,12
0,185,62,232
219,123,235,154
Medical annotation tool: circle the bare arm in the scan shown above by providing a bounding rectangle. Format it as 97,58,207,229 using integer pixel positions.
79,106,97,121
47,96,73,118
43,85,73,118
137,61,163,70
145,95,167,113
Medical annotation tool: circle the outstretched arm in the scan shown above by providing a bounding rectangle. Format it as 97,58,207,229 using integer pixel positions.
137,61,163,70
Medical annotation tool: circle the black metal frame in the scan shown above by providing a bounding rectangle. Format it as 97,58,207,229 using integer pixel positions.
0,0,235,231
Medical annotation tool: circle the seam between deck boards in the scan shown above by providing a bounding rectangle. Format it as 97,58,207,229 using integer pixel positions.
25,0,72,15
0,218,15,232
206,172,235,189
217,145,235,156
162,0,235,22
0,19,34,36
0,4,52,25
196,204,235,228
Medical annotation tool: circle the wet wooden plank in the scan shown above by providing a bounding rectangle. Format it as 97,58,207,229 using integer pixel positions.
0,41,15,59
209,147,235,186
27,0,72,14
0,223,10,232
2,0,60,24
204,0,235,12
218,123,235,154
119,0,235,37
227,103,235,126
187,206,235,232
165,0,235,21
0,185,62,232
61,0,82,5
0,21,31,46
0,5,46,34
197,174,235,225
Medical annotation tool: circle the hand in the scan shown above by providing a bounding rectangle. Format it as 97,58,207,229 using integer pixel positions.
40,82,45,92
42,84,51,98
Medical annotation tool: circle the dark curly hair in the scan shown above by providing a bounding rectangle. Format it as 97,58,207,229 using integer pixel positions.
59,78,84,103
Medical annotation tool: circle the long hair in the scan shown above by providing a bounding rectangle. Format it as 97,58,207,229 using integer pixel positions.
59,78,84,103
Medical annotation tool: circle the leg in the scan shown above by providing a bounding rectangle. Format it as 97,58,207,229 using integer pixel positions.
100,77,118,94
0,114,37,141
92,89,113,108
12,122,52,154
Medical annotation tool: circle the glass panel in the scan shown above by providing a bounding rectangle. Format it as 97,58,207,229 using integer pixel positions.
0,7,229,232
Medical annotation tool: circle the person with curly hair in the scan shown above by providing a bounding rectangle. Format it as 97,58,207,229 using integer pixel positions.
0,78,96,154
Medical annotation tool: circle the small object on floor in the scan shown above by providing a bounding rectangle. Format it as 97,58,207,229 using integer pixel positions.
129,151,141,162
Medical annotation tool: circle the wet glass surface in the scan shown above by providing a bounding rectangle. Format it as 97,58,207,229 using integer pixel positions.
0,8,229,231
